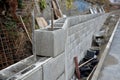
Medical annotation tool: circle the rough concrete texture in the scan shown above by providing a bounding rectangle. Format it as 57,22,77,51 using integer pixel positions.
33,13,108,80
57,73,65,80
67,14,101,27
1,8,116,80
98,21,120,80
7,65,43,80
42,53,65,80
64,13,109,80
0,56,34,79
20,68,42,80
35,28,66,57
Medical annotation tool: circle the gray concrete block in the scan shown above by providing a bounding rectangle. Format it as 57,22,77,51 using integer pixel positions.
15,66,43,80
32,13,109,80
21,68,42,80
67,65,75,80
68,23,84,36
57,73,65,80
42,53,65,80
74,32,80,40
34,28,66,57
67,36,71,45
68,16,79,27
70,34,75,43
56,18,66,23
66,43,72,54
54,23,64,28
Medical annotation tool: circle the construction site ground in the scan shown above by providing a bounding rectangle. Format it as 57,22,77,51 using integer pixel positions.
89,11,120,80
98,13,120,80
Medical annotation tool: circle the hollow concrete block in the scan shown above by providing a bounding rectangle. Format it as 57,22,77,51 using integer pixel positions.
34,28,66,57
42,53,65,80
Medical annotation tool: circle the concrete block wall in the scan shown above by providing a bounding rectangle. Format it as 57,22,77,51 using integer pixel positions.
64,13,109,80
34,13,109,80
42,53,65,80
57,73,65,80
35,28,66,57
5,13,109,80
20,67,43,80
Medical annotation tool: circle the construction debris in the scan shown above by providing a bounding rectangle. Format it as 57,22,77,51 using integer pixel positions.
51,0,63,19
36,17,48,28
74,57,81,79
74,48,99,80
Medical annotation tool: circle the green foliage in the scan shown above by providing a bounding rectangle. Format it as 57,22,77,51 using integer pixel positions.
18,0,23,9
66,0,73,9
4,17,17,30
35,24,40,29
39,0,47,11
3,17,18,37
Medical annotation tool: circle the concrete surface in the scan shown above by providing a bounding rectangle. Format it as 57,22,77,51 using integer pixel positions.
98,20,120,80
35,28,66,57
0,13,110,80
42,53,65,80
0,56,35,79
91,13,119,80
65,13,109,80
19,67,42,80
34,13,109,80
57,73,65,80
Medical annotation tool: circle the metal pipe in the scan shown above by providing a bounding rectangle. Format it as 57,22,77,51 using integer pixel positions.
51,0,54,31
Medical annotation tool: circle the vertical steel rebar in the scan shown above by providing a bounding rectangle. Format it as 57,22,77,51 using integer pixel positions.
31,5,37,62
51,0,54,31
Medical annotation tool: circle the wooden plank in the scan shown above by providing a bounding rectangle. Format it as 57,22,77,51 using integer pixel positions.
51,0,62,19
36,17,48,28
53,0,63,17
19,16,32,43
78,58,95,68
87,65,97,80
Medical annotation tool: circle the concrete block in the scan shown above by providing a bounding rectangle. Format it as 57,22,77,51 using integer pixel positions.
75,32,80,40
57,73,65,80
66,43,72,53
67,36,71,45
10,65,43,80
21,68,42,80
67,64,75,80
35,28,66,57
78,14,100,23
54,23,64,28
32,13,108,80
70,34,75,43
68,23,84,36
65,14,108,80
42,53,65,80
56,18,66,23
68,16,79,27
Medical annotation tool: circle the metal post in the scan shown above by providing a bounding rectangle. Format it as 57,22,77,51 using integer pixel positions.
31,6,37,62
51,0,54,31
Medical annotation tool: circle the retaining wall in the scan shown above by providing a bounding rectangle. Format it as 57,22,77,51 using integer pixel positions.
35,13,109,80
63,13,109,80
1,13,109,80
